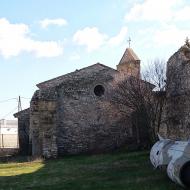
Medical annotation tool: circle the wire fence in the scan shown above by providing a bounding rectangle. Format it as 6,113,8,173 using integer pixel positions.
0,134,19,148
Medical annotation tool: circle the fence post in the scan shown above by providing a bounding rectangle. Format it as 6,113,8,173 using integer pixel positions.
17,133,19,148
2,134,4,148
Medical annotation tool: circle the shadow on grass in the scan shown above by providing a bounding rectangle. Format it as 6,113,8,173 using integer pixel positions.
0,151,183,190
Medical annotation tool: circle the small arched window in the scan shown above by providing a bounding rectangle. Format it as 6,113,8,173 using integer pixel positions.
94,85,105,97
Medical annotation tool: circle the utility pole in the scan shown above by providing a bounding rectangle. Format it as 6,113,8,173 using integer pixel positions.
18,96,22,112
17,96,22,149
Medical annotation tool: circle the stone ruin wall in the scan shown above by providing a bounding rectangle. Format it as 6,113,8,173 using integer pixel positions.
166,45,190,140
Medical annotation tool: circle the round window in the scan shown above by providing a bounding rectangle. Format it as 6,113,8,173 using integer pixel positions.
94,85,105,97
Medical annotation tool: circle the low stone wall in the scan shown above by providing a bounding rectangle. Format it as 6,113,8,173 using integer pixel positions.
0,148,19,157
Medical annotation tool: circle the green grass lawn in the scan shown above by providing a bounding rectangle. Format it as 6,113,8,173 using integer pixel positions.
0,151,183,190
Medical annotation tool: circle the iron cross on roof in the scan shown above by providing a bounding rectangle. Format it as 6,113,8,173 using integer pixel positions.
127,37,131,48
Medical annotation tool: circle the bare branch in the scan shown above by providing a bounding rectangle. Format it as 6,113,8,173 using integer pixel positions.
109,59,167,146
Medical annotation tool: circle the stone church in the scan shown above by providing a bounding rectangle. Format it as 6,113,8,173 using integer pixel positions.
15,41,190,158
15,47,148,158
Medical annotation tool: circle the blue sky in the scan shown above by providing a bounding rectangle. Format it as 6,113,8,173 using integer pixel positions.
0,0,190,119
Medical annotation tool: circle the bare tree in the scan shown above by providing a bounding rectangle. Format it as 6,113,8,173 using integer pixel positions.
143,60,166,136
143,59,166,91
109,60,166,146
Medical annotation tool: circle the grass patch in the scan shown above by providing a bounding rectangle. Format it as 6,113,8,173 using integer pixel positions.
0,151,183,190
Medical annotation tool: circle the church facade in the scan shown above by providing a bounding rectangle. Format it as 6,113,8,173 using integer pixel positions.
15,48,149,158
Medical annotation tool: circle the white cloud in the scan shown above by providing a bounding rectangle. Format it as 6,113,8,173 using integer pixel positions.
125,0,183,22
73,27,108,52
108,27,128,46
154,25,190,46
39,18,67,29
73,26,128,51
0,18,63,58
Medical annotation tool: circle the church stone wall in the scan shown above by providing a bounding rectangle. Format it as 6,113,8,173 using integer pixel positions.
30,90,58,158
29,67,136,158
117,61,140,79
56,72,132,155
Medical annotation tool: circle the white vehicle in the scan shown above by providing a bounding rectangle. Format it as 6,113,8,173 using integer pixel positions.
150,135,190,188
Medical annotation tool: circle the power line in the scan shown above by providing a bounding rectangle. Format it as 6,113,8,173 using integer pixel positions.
18,96,22,112
0,97,30,104
20,97,31,100
0,96,30,119
0,106,18,120
0,98,17,104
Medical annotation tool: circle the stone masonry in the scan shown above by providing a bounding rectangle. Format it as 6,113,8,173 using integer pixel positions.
17,42,190,158
14,108,30,155
166,41,190,140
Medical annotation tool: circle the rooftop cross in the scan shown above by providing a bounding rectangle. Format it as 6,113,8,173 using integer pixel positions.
127,37,131,48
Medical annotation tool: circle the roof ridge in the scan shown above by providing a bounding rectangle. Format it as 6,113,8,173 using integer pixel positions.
14,108,30,117
37,63,117,89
